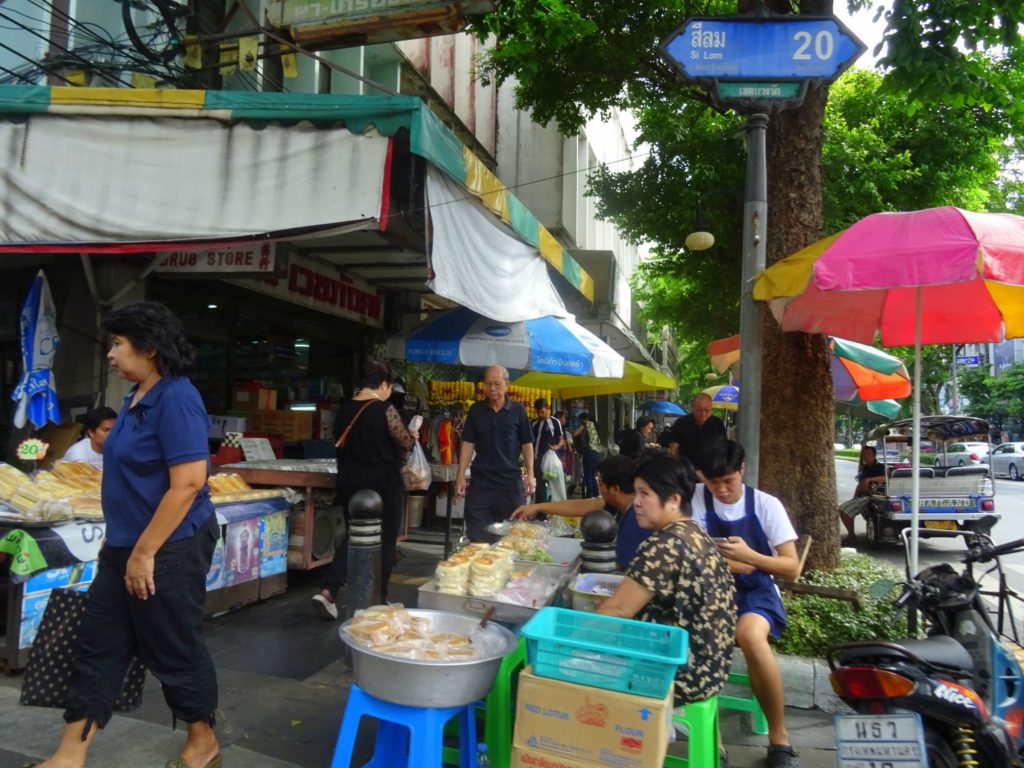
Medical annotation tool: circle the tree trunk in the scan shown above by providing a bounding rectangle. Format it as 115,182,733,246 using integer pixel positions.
758,22,840,571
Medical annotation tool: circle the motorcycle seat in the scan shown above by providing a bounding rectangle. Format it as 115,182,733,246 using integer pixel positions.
837,635,974,673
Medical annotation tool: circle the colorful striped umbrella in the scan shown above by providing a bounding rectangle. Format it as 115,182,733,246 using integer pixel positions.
387,307,625,378
707,334,911,402
753,206,1024,574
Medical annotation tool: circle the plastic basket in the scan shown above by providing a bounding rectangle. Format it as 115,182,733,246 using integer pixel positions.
521,606,688,698
569,573,624,613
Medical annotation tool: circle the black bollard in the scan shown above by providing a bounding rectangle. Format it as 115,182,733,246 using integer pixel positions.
579,508,619,574
345,488,383,619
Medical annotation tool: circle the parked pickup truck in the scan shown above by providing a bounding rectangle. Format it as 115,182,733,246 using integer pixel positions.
862,416,997,547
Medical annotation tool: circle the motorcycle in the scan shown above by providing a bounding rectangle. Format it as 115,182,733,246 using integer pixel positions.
827,517,1024,767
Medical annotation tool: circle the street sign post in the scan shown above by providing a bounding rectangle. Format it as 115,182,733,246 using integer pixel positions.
660,14,866,111
658,11,865,484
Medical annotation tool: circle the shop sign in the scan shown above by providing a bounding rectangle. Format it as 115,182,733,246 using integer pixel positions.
154,242,280,275
268,0,496,46
230,252,385,328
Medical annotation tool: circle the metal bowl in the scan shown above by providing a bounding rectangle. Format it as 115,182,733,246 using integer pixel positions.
338,608,516,707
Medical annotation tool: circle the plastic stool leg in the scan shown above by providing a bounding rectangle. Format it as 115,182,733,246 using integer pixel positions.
720,671,768,735
664,697,719,768
458,704,479,768
366,720,410,767
332,686,374,768
484,638,527,768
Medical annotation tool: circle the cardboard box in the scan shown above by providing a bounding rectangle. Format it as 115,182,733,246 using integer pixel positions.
511,747,601,768
248,410,314,441
514,666,672,768
231,385,277,412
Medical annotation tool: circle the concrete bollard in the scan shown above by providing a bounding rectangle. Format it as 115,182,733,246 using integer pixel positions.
579,508,619,574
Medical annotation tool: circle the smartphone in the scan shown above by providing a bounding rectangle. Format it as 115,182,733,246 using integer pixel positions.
711,537,730,544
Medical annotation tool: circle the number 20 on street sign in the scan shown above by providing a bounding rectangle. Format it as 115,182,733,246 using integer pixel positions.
661,16,866,84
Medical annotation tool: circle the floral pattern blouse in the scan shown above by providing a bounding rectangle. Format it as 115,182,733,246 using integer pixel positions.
626,518,736,704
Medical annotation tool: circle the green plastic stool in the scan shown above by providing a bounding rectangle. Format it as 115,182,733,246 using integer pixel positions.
719,671,769,735
663,696,720,768
442,637,528,768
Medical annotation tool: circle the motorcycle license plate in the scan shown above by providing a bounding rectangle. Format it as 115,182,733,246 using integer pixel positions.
924,520,958,530
834,713,926,767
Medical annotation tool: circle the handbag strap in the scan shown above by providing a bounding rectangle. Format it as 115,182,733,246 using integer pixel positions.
334,399,377,448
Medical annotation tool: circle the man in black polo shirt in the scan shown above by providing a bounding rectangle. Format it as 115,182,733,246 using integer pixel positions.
669,392,727,467
456,365,536,541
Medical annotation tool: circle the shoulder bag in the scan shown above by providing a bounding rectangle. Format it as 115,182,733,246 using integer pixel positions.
334,399,377,449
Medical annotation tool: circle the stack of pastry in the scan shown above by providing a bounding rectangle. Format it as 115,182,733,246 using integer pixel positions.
0,463,29,500
467,552,513,598
9,476,81,515
343,604,480,661
53,462,102,492
435,554,473,595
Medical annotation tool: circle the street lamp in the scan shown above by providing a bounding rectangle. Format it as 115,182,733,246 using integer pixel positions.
684,193,715,251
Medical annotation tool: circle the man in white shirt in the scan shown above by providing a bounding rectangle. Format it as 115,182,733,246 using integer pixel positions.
692,441,802,768
62,407,117,468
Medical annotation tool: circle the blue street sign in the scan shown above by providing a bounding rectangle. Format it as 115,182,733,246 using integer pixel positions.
661,16,865,83
957,355,980,367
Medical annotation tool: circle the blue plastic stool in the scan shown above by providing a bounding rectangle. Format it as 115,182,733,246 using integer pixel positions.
330,684,479,768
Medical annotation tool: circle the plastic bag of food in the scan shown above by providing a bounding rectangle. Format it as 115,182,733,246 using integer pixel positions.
402,443,431,491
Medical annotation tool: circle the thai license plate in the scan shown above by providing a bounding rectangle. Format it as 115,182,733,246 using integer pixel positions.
835,713,927,767
924,520,958,530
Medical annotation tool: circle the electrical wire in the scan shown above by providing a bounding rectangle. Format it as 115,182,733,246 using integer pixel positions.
0,40,77,85
0,10,137,87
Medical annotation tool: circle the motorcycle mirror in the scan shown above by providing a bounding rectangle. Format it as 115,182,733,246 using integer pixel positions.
867,578,897,600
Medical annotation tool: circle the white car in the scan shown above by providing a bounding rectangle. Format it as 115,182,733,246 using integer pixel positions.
934,442,991,468
989,442,1024,481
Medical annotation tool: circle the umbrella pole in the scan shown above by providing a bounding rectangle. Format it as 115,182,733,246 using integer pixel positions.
910,288,923,578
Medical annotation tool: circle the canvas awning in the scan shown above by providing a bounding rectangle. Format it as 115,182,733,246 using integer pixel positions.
512,361,676,398
0,87,594,311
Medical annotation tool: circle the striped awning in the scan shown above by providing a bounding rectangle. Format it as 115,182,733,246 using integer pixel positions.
0,86,594,303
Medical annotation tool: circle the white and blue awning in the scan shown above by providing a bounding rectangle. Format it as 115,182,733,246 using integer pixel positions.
387,307,625,378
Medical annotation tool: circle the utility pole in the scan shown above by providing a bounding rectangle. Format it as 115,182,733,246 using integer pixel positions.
738,114,768,485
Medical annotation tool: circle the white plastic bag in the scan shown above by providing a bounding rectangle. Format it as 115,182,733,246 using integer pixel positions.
402,443,431,491
542,449,566,501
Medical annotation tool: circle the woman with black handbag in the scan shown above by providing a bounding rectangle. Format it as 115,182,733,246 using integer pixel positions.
311,360,418,618
30,302,221,768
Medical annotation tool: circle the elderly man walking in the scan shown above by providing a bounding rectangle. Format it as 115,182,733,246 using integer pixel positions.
669,392,727,466
456,365,536,541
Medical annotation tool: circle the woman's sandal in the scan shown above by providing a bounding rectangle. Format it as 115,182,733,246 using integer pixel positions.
766,743,800,768
164,754,223,768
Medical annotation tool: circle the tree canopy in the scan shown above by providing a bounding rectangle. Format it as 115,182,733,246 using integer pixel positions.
470,0,1024,569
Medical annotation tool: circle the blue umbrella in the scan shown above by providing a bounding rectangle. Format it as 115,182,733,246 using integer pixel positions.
12,270,61,429
386,307,625,377
638,400,685,415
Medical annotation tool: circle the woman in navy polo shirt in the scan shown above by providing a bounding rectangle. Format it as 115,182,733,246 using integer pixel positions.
33,302,221,768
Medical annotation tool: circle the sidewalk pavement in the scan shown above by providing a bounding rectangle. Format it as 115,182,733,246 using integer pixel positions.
0,540,846,768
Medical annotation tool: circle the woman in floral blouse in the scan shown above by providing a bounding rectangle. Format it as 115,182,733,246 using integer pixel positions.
598,453,736,706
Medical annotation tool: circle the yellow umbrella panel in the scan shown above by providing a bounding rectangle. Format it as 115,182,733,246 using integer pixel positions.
513,361,676,399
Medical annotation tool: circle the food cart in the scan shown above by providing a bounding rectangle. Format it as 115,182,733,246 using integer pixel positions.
0,462,290,670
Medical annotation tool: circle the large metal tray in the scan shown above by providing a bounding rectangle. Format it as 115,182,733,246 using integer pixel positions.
513,536,583,579
417,569,573,626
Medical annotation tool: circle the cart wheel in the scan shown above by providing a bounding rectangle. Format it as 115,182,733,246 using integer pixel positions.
865,514,882,549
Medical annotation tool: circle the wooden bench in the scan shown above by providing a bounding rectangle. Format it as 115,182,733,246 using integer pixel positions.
776,535,863,608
